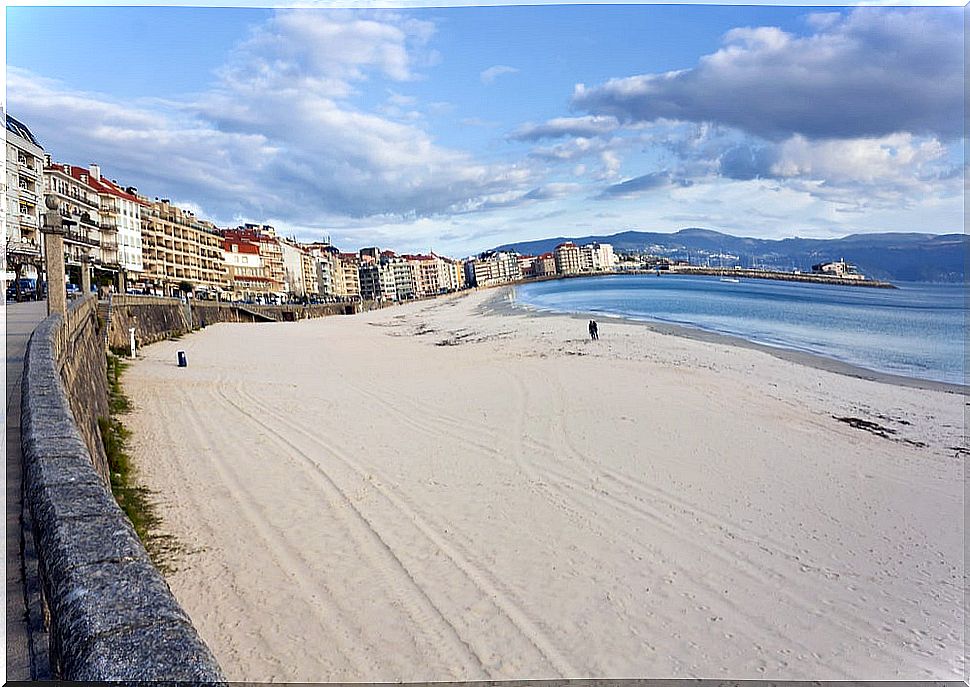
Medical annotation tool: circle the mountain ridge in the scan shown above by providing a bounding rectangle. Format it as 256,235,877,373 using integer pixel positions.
491,229,967,282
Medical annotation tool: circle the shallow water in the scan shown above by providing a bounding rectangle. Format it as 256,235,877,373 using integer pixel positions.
515,275,966,385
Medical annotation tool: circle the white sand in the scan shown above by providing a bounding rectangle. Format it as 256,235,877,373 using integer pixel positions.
124,288,965,681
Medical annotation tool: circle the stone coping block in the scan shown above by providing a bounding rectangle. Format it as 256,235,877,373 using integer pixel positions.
21,310,226,682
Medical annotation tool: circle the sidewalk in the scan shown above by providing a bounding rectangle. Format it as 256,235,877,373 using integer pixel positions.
5,300,49,681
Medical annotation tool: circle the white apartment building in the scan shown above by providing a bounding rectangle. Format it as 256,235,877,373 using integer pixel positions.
554,242,582,275
5,114,45,284
87,165,145,283
470,251,521,287
580,242,617,272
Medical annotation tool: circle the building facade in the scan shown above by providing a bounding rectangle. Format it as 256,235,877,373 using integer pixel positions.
4,114,45,287
43,160,108,285
138,198,229,296
554,242,582,275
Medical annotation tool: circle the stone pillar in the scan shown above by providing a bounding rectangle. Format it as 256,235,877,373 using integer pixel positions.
80,254,92,297
42,197,68,317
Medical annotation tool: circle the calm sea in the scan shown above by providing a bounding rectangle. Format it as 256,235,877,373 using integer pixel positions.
514,275,967,386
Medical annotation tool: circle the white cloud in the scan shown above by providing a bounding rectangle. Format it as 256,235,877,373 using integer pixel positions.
573,8,963,141
9,10,538,231
480,65,519,84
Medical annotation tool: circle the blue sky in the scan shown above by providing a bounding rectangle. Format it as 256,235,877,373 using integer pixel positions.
5,3,964,255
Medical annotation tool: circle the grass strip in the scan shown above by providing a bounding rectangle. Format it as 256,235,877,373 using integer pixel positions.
99,354,181,573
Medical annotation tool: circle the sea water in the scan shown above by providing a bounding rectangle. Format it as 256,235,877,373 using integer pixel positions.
515,275,967,386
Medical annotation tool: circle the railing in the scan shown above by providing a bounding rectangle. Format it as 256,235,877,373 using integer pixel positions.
64,230,100,248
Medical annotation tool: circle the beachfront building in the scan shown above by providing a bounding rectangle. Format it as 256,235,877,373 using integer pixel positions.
337,253,361,300
304,242,338,299
517,255,537,279
280,237,318,298
138,197,229,297
87,165,146,290
406,254,440,297
580,242,616,272
43,160,110,288
223,233,278,301
554,242,582,275
385,253,416,301
535,252,556,277
5,114,46,290
226,224,287,297
467,251,521,287
359,258,384,302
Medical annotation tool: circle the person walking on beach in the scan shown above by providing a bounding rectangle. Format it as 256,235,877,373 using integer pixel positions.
589,320,599,340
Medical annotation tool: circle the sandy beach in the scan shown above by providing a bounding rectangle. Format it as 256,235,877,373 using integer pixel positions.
124,288,965,681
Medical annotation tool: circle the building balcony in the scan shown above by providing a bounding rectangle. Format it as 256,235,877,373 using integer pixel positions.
18,187,39,203
7,239,42,258
18,213,39,228
64,230,100,248
18,161,39,178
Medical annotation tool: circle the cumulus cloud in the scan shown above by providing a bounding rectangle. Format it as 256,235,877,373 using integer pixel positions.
8,10,537,227
572,8,963,140
480,65,519,84
510,115,619,141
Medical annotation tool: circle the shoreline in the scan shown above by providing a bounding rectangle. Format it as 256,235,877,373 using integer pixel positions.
484,287,967,395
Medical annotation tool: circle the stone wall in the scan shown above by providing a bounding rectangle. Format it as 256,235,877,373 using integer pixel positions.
21,296,225,681
105,295,358,349
51,296,110,482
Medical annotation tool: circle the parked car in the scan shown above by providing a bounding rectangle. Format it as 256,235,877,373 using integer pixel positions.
6,278,38,301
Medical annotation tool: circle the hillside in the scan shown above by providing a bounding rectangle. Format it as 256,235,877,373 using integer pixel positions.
492,229,967,282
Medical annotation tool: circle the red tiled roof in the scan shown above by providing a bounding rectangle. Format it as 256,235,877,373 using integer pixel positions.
46,163,147,205
223,238,260,254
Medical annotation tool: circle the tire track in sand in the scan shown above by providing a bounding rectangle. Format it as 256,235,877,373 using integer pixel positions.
177,385,377,677
230,380,580,678
215,382,493,680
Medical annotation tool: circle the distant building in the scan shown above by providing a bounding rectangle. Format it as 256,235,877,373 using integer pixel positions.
811,258,865,280
223,234,273,300
517,255,537,279
138,197,229,297
468,251,521,287
4,114,45,287
554,242,581,275
535,252,556,277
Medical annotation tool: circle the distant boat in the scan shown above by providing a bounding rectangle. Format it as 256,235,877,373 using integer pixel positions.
720,277,740,283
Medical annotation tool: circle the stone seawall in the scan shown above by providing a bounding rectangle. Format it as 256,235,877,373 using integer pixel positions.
105,295,358,349
21,295,225,681
52,297,111,482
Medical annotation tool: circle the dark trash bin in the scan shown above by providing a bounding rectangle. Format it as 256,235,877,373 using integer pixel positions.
177,351,187,367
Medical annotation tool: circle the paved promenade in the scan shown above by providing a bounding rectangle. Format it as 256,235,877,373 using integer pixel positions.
5,300,47,681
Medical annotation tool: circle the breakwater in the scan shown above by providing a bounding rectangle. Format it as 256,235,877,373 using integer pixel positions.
20,294,225,680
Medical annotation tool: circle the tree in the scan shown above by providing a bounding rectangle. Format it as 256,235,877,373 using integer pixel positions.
177,280,194,295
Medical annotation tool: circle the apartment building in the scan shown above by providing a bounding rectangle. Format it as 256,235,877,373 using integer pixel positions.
227,224,286,293
223,234,276,300
535,252,556,276
580,242,616,272
138,198,229,296
469,251,522,287
337,253,361,300
358,258,384,302
517,255,537,279
554,242,582,275
43,160,110,282
4,114,45,285
86,165,145,286
384,253,416,301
